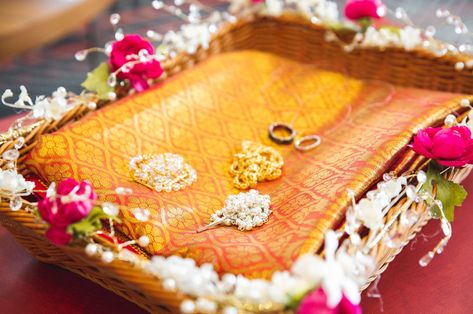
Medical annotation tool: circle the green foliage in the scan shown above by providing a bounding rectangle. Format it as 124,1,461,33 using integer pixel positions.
285,286,313,310
328,21,355,32
67,206,117,239
81,62,114,100
357,17,372,32
421,163,467,222
379,25,401,35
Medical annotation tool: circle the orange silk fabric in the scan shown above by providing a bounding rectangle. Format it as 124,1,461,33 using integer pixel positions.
26,51,466,278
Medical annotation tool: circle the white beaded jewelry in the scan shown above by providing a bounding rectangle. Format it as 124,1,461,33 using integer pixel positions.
197,189,271,232
129,153,197,192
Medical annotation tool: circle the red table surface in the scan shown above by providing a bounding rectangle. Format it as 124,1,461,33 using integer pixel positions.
0,116,472,313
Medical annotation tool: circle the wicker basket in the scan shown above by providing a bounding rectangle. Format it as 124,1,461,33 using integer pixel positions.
1,14,472,313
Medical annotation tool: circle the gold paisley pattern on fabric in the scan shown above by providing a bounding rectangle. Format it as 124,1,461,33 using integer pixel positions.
26,51,468,278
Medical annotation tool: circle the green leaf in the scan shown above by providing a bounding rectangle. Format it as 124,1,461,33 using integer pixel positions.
421,163,467,221
80,62,114,100
285,286,313,310
379,25,401,35
357,17,372,32
327,22,355,32
67,207,118,239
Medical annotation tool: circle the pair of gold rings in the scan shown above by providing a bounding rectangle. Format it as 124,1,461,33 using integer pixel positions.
268,122,321,151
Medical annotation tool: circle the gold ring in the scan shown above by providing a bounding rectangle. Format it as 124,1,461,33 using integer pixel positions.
294,135,321,151
268,122,296,145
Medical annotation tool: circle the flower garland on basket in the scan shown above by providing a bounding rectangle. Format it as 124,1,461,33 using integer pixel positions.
1,1,473,313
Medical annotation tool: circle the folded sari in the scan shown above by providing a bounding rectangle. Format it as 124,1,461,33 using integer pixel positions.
26,50,466,278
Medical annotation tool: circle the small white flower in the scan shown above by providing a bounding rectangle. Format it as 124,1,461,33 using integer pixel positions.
383,177,405,198
265,0,284,16
354,176,407,230
297,0,339,23
234,276,271,302
2,85,33,109
399,26,422,50
336,249,375,287
229,0,252,13
0,169,35,196
269,271,311,303
180,24,212,53
362,26,401,48
315,1,339,23
2,86,72,121
319,231,362,307
290,232,367,307
163,30,186,52
33,87,71,120
296,0,318,16
356,198,384,230
143,229,369,311
321,259,360,307
291,254,325,284
361,27,382,47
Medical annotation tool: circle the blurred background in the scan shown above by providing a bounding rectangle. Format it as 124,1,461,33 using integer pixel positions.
0,0,472,118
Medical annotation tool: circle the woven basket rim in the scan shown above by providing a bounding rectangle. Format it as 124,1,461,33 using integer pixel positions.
1,13,472,313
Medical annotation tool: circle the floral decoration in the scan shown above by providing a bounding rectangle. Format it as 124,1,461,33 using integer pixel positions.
344,0,386,21
411,126,473,167
0,168,35,198
38,179,118,245
297,287,361,314
81,34,163,99
1,86,75,121
109,34,164,92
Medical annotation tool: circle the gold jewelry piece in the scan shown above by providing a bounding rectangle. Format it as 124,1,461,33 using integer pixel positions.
230,141,283,190
294,135,321,151
197,189,271,232
268,122,296,145
129,153,197,192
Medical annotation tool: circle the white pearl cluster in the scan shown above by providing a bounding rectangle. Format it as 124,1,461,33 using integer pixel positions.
357,26,422,51
129,153,197,193
210,189,271,231
144,254,305,314
142,230,370,313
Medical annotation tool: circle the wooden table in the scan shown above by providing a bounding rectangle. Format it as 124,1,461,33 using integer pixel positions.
0,0,114,61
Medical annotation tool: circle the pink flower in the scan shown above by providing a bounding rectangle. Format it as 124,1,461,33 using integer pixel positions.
109,34,163,92
38,179,97,245
45,226,72,246
297,288,361,314
411,126,473,167
252,0,264,3
344,0,386,20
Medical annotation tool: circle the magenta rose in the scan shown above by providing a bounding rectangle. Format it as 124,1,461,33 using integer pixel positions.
297,288,361,314
109,34,163,92
344,0,386,20
411,126,473,167
45,226,72,246
38,179,97,245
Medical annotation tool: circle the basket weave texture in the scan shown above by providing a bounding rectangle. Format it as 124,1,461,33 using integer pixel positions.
0,14,472,313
